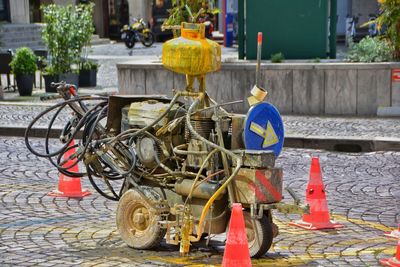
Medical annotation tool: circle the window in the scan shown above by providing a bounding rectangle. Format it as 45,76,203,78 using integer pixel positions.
0,0,9,22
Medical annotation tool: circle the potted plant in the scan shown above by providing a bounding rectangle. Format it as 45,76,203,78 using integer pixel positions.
43,65,59,93
41,3,95,91
76,4,97,87
79,60,98,87
162,0,219,36
9,47,38,96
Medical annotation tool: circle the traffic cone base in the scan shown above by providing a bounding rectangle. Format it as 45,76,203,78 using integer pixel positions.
385,226,400,239
385,230,400,239
48,189,91,198
380,239,400,267
48,174,91,198
380,257,400,267
222,203,252,267
290,157,344,231
289,219,343,230
48,140,91,199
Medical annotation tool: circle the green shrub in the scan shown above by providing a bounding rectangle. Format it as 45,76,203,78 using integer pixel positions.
347,36,393,62
43,65,57,76
312,57,321,63
271,52,285,63
376,0,400,59
41,3,95,74
163,0,219,26
81,60,99,71
10,47,37,75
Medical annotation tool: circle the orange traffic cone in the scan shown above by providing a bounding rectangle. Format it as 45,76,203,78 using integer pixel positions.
48,140,91,198
222,203,252,267
289,157,343,230
385,225,400,239
380,240,400,267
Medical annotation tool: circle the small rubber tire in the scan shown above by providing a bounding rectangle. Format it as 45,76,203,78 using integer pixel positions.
243,211,273,258
116,188,166,249
141,32,154,47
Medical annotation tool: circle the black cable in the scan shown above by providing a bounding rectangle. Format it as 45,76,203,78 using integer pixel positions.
45,100,108,177
86,163,120,201
25,96,107,158
25,94,140,201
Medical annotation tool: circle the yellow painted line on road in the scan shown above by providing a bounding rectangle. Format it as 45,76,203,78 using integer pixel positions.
332,214,393,232
147,255,219,266
336,236,388,246
252,246,396,267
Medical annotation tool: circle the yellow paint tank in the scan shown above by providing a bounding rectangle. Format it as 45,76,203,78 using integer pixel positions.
162,23,221,76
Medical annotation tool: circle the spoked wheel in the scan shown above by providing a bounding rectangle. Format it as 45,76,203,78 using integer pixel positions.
243,211,273,258
116,188,166,249
141,32,154,47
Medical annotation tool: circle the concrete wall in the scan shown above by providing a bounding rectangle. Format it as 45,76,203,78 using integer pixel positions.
9,0,29,24
117,61,400,116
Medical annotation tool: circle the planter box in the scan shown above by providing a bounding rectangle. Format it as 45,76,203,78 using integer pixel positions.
79,69,97,87
59,72,79,89
117,60,400,116
43,74,59,93
44,72,79,93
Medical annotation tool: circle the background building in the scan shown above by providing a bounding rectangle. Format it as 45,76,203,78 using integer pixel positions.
0,0,384,51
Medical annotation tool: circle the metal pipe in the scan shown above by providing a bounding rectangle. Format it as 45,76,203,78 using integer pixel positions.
256,32,262,87
173,144,209,155
185,97,242,242
184,148,219,205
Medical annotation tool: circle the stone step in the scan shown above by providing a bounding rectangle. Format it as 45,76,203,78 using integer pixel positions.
0,24,45,51
0,33,43,40
1,36,43,42
6,43,45,49
91,34,111,45
1,43,46,52
0,24,44,33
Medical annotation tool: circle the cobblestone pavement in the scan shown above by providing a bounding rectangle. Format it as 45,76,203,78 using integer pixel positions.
283,115,400,139
0,104,399,141
0,136,399,266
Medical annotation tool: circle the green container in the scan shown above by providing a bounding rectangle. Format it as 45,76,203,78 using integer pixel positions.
239,0,336,59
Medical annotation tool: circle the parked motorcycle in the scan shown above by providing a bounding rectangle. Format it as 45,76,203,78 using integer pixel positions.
121,18,155,48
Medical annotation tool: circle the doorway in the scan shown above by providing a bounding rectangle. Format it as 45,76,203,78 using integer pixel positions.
0,0,10,22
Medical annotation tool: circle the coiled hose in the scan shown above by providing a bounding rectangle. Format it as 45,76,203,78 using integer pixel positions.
24,95,136,200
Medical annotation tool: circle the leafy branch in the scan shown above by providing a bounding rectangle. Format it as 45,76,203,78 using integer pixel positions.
376,0,400,59
41,3,95,74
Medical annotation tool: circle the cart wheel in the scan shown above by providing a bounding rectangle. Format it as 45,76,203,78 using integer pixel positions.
116,188,166,249
243,211,273,258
